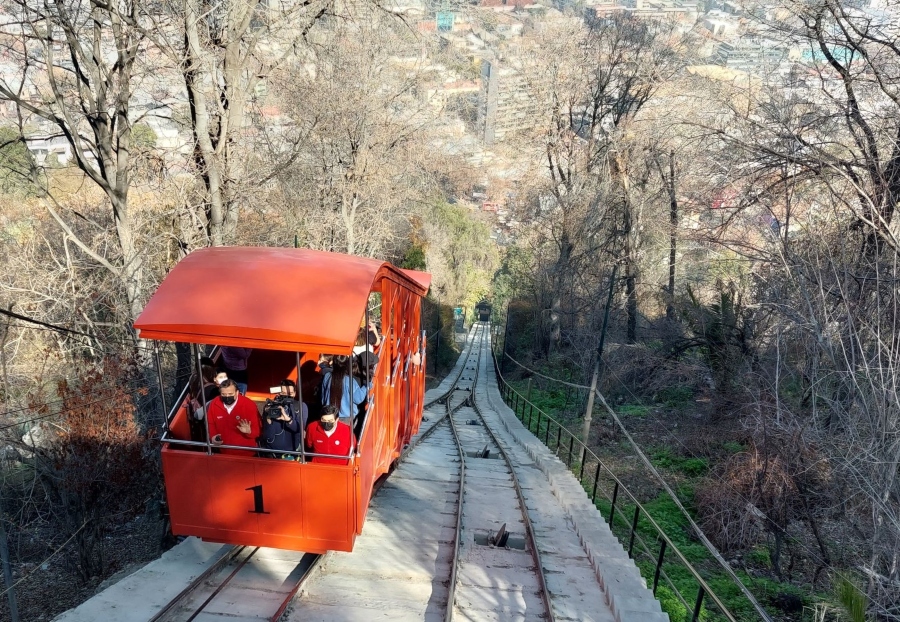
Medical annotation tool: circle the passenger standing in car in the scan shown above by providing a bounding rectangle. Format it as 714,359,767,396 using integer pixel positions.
305,406,354,464
277,379,308,429
320,354,368,424
261,385,301,459
352,328,370,356
188,359,219,443
219,346,252,394
207,379,260,455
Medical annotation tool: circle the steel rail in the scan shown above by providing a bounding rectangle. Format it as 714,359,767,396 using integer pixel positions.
147,545,247,622
466,324,556,622
150,546,324,622
395,324,484,463
443,322,484,622
267,553,323,622
423,324,481,410
182,547,260,622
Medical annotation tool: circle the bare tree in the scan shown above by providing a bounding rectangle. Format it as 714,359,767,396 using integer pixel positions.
273,13,438,258
0,0,151,330
174,0,335,245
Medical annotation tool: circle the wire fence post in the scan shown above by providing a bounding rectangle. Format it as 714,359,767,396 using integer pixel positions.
609,482,619,527
501,305,511,375
653,540,667,594
692,587,706,622
0,498,19,622
628,505,640,557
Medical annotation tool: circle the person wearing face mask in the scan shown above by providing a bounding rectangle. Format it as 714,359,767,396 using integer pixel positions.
304,405,354,465
207,379,261,456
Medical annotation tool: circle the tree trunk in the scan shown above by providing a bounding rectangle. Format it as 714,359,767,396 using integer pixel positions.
665,152,677,319
548,232,573,356
183,0,228,246
111,195,144,337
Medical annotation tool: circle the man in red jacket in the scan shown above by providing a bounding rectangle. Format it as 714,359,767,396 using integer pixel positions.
305,406,354,465
208,379,260,456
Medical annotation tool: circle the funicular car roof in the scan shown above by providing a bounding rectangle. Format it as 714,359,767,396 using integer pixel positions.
134,247,431,351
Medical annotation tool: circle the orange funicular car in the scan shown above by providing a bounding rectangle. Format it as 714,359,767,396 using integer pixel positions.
135,247,431,552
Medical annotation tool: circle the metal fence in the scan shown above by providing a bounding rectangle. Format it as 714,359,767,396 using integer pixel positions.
489,333,751,622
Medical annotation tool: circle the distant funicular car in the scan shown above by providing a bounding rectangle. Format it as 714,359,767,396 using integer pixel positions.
475,300,492,322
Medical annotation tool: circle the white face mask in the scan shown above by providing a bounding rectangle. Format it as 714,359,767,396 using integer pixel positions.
215,376,227,385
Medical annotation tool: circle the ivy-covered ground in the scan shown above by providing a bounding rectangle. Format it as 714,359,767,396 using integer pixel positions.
502,377,848,622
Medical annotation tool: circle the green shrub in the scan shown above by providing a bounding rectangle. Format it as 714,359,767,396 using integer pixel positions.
618,403,650,416
658,385,695,407
656,585,690,621
835,574,867,622
747,546,771,568
680,458,709,476
650,448,708,476
721,441,745,455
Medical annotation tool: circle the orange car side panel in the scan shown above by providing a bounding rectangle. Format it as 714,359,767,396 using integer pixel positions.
169,398,192,442
162,446,357,552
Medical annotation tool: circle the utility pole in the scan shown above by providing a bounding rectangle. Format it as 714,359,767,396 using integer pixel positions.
581,265,618,462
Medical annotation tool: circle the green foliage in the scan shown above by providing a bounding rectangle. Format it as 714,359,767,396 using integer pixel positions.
650,447,709,476
508,380,577,418
617,403,650,416
428,201,497,313
401,243,427,270
494,245,534,311
0,126,38,196
131,123,157,150
747,546,771,568
721,441,745,455
655,585,691,621
835,575,867,622
657,385,694,407
679,283,752,394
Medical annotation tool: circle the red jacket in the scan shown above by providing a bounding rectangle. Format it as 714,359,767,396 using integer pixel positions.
207,394,260,456
305,421,354,465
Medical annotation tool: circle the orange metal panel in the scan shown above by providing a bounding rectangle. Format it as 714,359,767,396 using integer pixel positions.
135,247,429,350
298,463,356,550
169,398,192,441
162,446,357,552
354,425,376,534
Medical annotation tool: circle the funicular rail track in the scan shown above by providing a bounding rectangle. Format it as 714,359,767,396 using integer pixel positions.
443,323,555,621
148,545,320,622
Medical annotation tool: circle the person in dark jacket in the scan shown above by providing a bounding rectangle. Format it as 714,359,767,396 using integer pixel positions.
260,380,306,460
